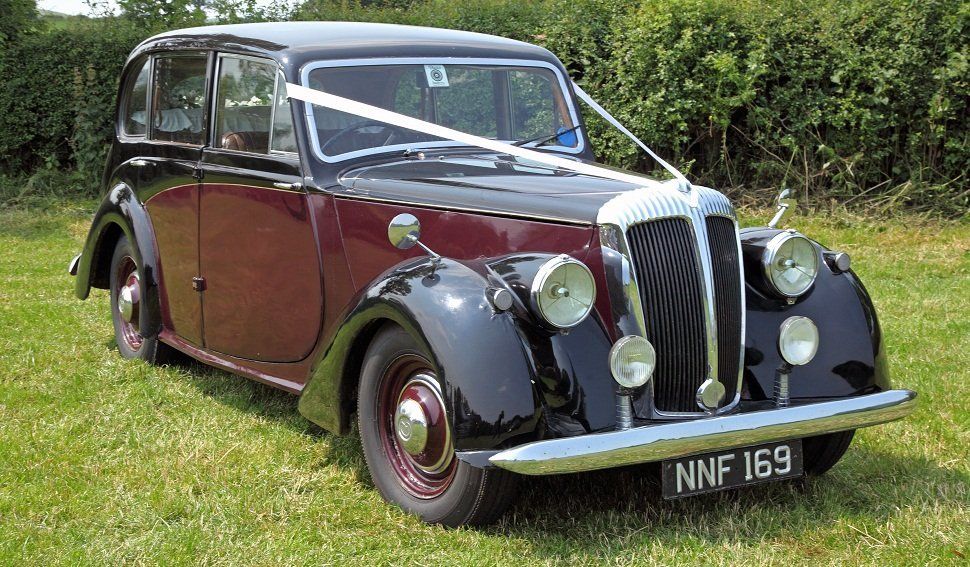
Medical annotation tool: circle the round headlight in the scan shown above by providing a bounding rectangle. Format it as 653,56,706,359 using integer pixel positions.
762,231,819,297
609,335,656,388
778,316,819,366
531,255,596,329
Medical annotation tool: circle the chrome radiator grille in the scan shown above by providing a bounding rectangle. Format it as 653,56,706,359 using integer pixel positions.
626,219,708,412
706,216,743,400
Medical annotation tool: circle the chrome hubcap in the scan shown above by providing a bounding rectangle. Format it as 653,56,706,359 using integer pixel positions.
118,278,140,323
395,398,429,455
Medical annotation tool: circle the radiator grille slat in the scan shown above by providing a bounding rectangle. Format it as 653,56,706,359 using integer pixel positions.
706,216,743,404
626,220,707,412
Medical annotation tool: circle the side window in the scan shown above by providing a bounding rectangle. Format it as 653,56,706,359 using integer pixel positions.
122,59,150,136
270,75,297,153
151,55,207,145
215,56,276,153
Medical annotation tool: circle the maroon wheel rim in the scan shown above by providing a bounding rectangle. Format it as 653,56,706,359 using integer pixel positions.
377,354,456,499
113,255,143,351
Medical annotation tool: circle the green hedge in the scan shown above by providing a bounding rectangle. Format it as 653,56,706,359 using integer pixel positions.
300,0,968,213
0,23,148,179
1,0,966,212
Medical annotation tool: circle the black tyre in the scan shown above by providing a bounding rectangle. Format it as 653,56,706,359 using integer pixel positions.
803,430,855,475
357,325,518,526
109,236,171,363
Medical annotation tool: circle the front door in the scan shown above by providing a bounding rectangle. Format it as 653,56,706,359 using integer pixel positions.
198,54,322,362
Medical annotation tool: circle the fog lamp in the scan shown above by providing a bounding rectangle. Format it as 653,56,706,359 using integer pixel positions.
778,316,819,366
609,335,656,388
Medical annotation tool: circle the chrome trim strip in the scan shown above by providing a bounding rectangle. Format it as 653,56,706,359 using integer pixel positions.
489,389,917,475
331,192,594,226
597,183,740,417
299,57,587,163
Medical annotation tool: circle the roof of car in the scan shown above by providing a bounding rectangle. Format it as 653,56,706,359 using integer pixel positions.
133,22,562,79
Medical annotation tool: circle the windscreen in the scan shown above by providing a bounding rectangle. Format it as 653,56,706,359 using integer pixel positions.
305,63,581,158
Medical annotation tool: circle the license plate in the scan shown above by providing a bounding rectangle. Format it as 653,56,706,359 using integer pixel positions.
661,439,803,499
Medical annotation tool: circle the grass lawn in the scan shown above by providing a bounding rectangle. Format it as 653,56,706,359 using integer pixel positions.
0,199,967,565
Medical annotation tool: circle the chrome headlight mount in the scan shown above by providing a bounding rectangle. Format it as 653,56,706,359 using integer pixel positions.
530,254,596,330
762,230,819,298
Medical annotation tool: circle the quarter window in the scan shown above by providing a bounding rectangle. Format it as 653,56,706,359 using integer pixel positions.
271,75,297,153
214,56,277,154
151,55,208,145
121,59,150,136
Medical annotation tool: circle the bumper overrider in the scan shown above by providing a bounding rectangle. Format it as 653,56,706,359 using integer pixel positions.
485,389,916,475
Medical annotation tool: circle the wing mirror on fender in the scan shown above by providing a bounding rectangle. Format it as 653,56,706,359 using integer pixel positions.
768,188,797,228
388,213,442,273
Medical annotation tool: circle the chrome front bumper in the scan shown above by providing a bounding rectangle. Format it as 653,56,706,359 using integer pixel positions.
488,389,917,475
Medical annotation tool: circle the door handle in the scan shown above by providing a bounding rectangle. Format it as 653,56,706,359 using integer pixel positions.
272,181,302,191
129,159,151,167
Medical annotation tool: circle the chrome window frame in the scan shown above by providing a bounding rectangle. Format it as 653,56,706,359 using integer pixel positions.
299,57,587,164
211,53,296,157
118,55,152,140
147,51,211,147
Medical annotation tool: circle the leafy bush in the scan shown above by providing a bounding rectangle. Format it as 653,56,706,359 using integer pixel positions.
0,0,965,213
0,21,147,187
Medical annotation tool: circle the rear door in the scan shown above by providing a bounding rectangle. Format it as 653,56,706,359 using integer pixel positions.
197,54,322,362
140,52,210,346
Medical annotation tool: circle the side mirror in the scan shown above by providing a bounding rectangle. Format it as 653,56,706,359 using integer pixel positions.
388,213,421,249
388,213,442,274
768,188,797,228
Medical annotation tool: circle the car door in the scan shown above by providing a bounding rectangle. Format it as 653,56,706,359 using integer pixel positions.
140,52,210,346
197,54,322,362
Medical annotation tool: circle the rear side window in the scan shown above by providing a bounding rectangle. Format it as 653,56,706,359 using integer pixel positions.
121,59,150,136
214,56,277,154
151,55,208,145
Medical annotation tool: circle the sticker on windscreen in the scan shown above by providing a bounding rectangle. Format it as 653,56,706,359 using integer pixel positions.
424,65,449,87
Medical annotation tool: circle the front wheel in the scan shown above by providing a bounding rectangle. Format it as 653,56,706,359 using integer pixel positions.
358,325,518,526
109,236,171,363
803,430,855,475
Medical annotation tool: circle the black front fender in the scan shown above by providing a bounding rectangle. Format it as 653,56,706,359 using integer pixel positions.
741,228,891,400
298,258,545,451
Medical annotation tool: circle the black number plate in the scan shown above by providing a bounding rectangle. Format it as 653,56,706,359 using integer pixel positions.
661,439,803,499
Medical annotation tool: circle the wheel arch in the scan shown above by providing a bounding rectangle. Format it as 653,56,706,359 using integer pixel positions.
298,258,544,451
75,182,164,342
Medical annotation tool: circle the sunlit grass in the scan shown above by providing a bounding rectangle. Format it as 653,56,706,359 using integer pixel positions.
0,200,966,565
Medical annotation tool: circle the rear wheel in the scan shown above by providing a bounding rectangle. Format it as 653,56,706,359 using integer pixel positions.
358,325,518,526
109,236,171,363
803,430,855,475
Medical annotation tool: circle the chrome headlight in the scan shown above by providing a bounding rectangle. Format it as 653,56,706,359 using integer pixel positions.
531,255,596,329
762,231,819,297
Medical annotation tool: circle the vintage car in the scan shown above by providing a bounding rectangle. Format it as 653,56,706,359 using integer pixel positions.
71,22,916,526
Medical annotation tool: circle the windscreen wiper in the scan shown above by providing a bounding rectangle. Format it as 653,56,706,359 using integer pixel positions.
512,124,581,147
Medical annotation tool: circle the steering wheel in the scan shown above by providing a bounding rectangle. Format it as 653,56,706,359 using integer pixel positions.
320,120,410,155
